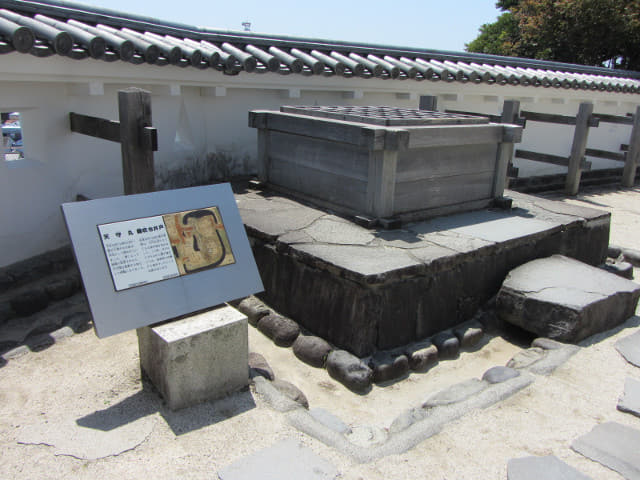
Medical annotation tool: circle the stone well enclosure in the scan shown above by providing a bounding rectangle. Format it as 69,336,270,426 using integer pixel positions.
249,106,522,221
242,106,609,356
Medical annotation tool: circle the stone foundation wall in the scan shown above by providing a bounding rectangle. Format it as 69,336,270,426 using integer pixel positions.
250,214,609,357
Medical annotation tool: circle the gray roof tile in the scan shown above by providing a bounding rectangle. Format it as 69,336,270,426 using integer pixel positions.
0,0,639,93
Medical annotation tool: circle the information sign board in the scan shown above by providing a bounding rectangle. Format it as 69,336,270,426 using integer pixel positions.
61,184,263,338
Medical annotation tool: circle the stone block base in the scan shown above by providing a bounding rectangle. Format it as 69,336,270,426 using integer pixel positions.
497,255,640,343
138,305,248,410
238,188,610,356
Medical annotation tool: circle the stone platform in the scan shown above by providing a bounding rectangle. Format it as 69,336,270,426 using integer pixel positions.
236,187,610,356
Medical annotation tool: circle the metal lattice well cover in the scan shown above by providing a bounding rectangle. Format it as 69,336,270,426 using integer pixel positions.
279,105,490,126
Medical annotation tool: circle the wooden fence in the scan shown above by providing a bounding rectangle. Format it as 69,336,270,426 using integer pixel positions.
70,87,157,195
421,95,640,195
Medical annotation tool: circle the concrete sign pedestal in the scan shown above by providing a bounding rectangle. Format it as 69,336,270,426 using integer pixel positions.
138,305,248,410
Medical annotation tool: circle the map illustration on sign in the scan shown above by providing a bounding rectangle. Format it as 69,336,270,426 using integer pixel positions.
98,206,235,292
163,207,235,274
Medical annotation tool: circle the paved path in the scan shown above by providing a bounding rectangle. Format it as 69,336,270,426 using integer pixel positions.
0,185,639,479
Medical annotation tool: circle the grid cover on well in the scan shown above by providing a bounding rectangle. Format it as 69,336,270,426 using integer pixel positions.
279,105,491,126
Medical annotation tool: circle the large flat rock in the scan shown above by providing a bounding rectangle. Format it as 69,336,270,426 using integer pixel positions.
217,438,338,480
507,455,592,480
616,330,640,368
571,422,640,479
17,413,156,461
497,255,640,343
618,377,640,418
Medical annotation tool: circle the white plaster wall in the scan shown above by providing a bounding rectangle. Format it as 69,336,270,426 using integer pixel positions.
0,82,122,266
0,53,639,265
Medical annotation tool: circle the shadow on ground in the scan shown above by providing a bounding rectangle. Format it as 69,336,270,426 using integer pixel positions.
76,376,256,436
579,315,640,348
0,310,93,368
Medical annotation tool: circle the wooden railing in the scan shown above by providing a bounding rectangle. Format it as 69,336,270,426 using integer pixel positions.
421,95,640,195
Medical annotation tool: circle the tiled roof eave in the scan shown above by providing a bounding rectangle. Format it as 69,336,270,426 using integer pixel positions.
0,0,639,94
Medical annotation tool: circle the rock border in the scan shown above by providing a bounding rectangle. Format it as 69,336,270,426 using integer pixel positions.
248,299,582,462
254,358,538,463
1,306,92,366
237,295,487,393
608,244,640,268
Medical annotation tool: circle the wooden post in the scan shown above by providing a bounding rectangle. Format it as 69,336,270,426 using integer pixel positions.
565,102,594,196
493,129,519,198
501,100,521,125
248,111,270,183
118,87,155,195
257,129,270,183
622,105,640,187
369,149,397,218
419,95,438,111
499,100,521,187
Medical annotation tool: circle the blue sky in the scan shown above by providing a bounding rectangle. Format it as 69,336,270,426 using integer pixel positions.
74,0,502,53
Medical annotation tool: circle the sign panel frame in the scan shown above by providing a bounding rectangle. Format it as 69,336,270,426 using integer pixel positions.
61,183,263,338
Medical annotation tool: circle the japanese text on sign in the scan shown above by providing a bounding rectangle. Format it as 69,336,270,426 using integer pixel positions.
98,207,235,292
98,216,179,291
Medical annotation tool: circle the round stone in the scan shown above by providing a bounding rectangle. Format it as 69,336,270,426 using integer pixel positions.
237,296,270,326
10,289,49,316
326,350,372,393
454,321,484,349
257,314,300,347
293,335,333,368
431,331,460,359
369,351,409,383
405,340,438,372
249,352,275,380
482,366,520,384
271,379,309,409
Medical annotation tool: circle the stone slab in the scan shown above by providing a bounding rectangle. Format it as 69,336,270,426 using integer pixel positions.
17,414,155,461
571,422,640,479
217,438,338,480
497,255,640,343
138,305,248,410
507,455,592,480
616,331,640,368
418,209,562,243
618,377,640,418
238,187,610,356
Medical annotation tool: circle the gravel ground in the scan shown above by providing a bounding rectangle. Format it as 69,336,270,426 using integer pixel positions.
1,185,639,480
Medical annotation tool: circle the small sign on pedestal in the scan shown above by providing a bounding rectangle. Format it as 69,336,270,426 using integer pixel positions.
62,183,263,409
